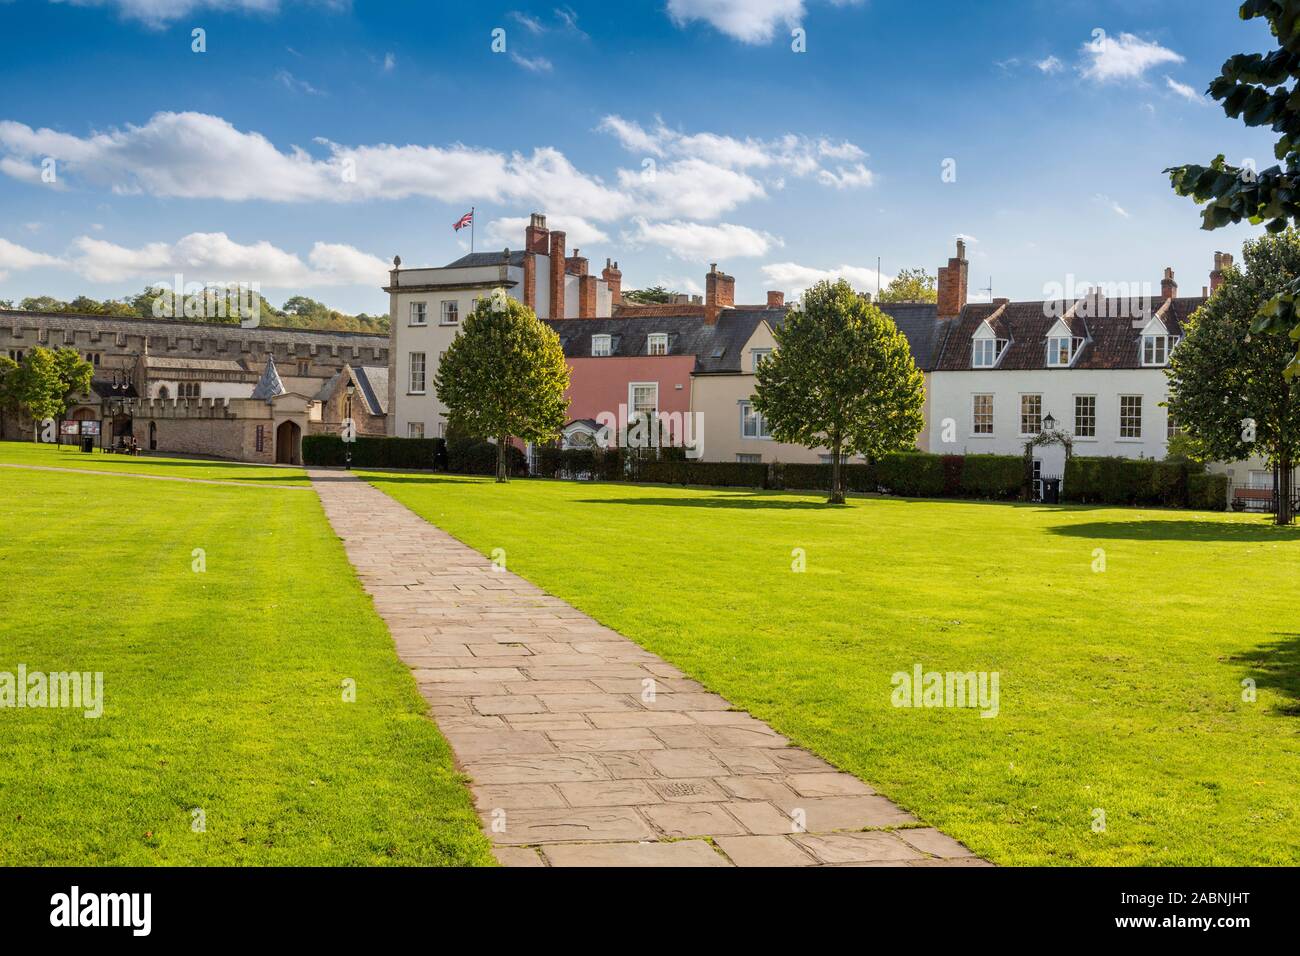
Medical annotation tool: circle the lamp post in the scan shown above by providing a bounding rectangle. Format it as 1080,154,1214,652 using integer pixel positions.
344,381,355,470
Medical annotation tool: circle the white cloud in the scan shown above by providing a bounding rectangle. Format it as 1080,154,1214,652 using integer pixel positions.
510,52,553,73
67,232,387,287
619,158,767,220
1081,31,1183,83
485,214,609,248
1093,193,1130,218
666,0,806,44
1036,55,1063,74
382,52,396,72
622,218,780,259
1165,75,1207,105
509,11,545,34
817,163,873,189
761,260,892,297
53,0,290,29
0,238,65,282
275,69,324,95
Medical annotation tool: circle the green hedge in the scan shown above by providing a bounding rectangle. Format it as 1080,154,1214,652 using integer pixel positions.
1187,472,1230,511
1063,457,1219,509
534,446,625,481
957,455,1025,499
634,459,769,488
778,462,879,493
876,453,946,497
302,434,446,469
447,436,528,477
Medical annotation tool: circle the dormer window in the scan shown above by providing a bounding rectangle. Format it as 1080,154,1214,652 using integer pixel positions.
592,334,611,357
1142,334,1171,366
972,338,998,368
647,333,668,356
1047,336,1072,367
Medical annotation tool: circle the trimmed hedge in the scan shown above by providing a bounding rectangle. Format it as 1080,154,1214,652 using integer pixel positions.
535,446,625,481
447,436,528,477
634,459,769,488
302,434,446,469
1063,457,1220,509
779,462,878,493
957,455,1025,499
876,453,946,497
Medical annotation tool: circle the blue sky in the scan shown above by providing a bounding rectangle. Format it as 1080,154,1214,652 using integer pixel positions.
0,0,1280,314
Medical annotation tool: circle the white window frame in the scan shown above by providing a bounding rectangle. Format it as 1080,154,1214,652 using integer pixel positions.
736,453,762,464
1073,394,1096,439
1141,334,1170,367
1119,394,1143,439
972,338,997,368
629,382,658,418
1047,336,1072,367
407,422,425,439
408,351,426,395
739,400,772,440
1019,394,1042,437
972,394,994,436
440,300,459,325
591,334,612,357
409,301,428,326
647,333,668,356
750,348,773,372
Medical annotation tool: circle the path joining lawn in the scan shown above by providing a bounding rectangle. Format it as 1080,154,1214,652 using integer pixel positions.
312,469,982,866
0,465,491,866
0,439,311,485
365,472,1300,866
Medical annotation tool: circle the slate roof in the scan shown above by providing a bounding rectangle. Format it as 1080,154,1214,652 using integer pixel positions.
444,250,527,269
250,356,286,400
932,296,1207,371
354,365,388,415
143,355,249,373
545,310,780,374
89,379,139,399
876,303,943,371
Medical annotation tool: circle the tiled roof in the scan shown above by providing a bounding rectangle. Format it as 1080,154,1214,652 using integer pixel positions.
932,296,1207,371
354,365,388,415
444,250,527,268
546,310,779,374
877,303,943,371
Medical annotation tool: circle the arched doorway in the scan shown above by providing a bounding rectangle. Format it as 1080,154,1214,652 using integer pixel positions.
275,420,302,465
157,386,169,400
149,421,157,451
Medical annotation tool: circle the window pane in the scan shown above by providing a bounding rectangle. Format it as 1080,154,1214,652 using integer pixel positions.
972,394,993,434
1020,394,1042,434
1120,395,1142,437
1074,396,1095,437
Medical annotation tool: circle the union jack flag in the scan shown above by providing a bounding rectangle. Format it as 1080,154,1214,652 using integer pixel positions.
453,210,474,231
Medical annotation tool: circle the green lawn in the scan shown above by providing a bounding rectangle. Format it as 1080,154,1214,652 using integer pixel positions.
366,472,1300,866
0,466,492,866
0,439,310,485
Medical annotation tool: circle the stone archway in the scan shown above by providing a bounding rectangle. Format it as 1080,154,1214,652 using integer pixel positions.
275,420,302,465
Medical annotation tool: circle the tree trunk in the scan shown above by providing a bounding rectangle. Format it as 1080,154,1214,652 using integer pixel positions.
828,438,845,505
1277,453,1293,526
496,435,509,483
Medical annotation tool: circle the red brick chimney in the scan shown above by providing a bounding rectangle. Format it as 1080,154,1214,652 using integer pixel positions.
937,239,968,319
548,230,566,319
1210,251,1233,294
1161,266,1178,300
565,248,589,277
578,275,597,318
522,251,537,312
602,258,622,307
525,212,549,254
767,291,785,308
705,263,735,324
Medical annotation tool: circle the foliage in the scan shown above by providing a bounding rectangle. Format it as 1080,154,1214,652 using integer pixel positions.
302,434,447,470
1163,0,1300,374
434,294,570,481
754,279,926,503
634,459,769,488
621,285,678,305
876,267,938,303
1063,457,1219,509
533,446,624,481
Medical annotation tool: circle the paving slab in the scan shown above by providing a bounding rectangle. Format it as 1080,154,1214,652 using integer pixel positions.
309,468,986,868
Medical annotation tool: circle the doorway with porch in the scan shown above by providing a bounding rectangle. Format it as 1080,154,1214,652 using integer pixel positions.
275,420,302,465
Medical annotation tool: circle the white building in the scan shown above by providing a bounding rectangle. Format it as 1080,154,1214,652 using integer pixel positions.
927,269,1212,485
385,213,620,439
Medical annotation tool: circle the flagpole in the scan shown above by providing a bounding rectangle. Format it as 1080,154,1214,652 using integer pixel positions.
471,206,475,254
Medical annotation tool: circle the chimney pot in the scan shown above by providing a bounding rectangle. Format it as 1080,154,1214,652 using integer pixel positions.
1161,266,1178,300
767,291,785,308
937,240,969,318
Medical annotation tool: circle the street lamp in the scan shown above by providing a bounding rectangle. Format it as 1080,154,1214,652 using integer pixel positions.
344,381,355,470
1042,412,1056,433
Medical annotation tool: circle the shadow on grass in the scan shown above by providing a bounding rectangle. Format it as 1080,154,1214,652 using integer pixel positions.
362,474,495,486
1231,634,1300,716
575,493,839,510
1047,518,1300,543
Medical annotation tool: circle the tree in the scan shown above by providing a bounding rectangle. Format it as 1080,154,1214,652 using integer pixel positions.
10,347,65,439
1167,230,1300,524
877,268,938,303
51,347,95,432
622,285,677,305
1165,0,1300,376
0,355,18,439
433,292,570,482
753,279,926,504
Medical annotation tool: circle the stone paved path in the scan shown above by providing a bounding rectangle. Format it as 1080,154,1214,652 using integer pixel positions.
310,468,987,867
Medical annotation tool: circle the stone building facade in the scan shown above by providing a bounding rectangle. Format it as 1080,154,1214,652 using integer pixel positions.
1,309,389,462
